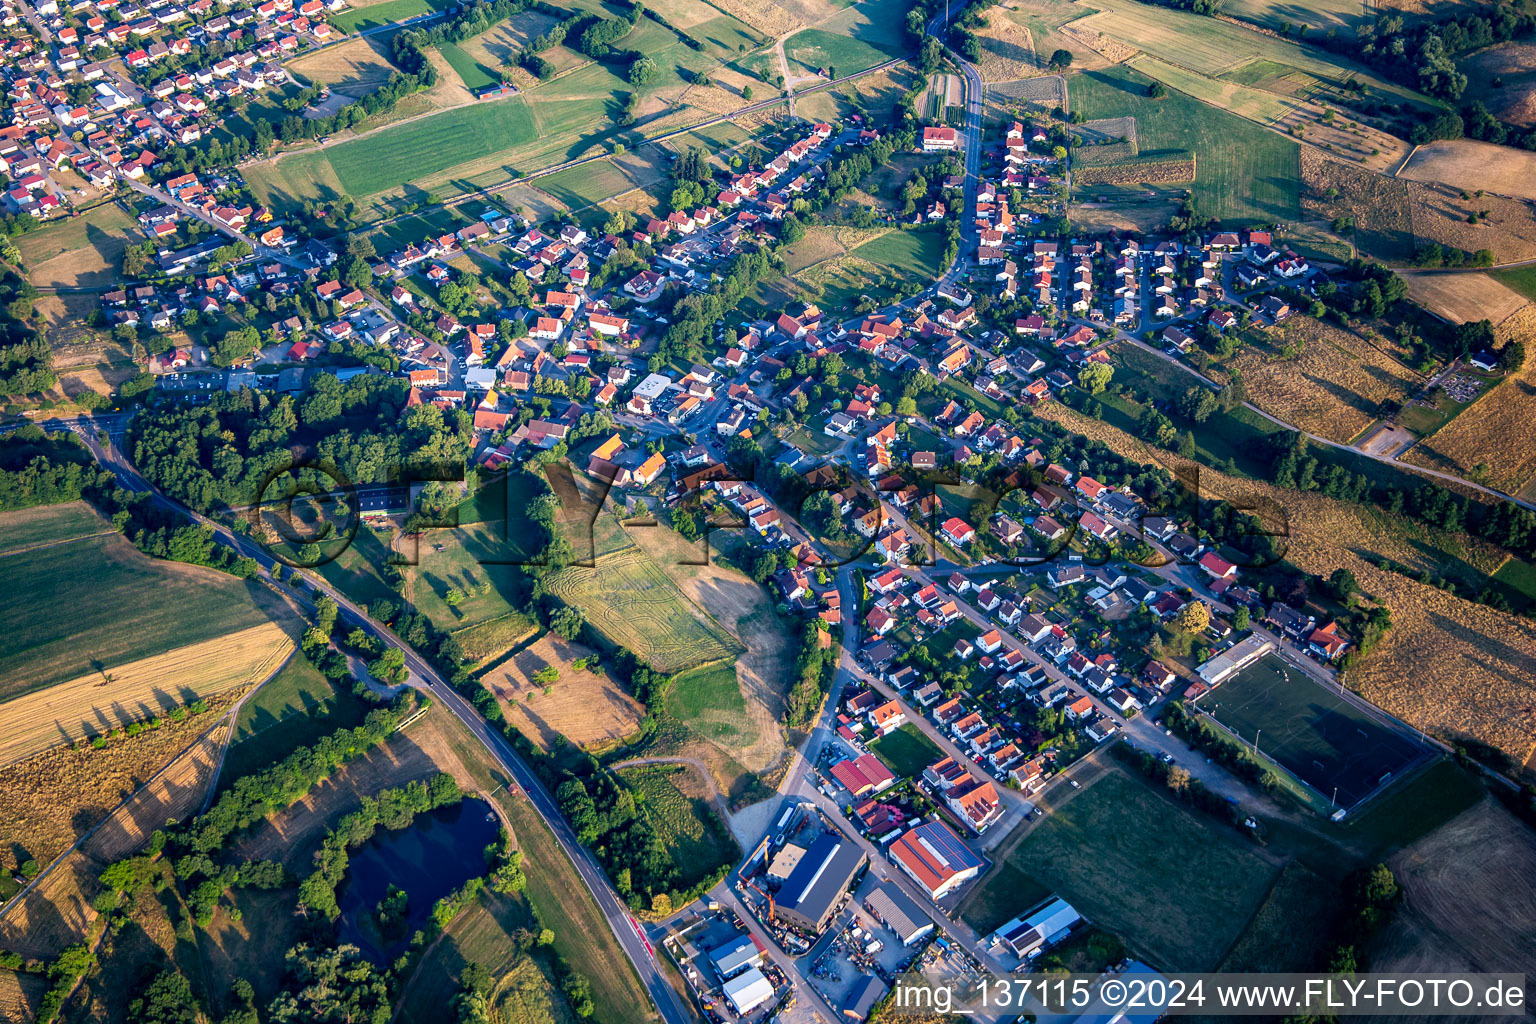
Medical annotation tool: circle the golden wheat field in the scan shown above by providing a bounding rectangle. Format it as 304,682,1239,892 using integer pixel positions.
1404,356,1536,497
1036,403,1536,770
0,622,294,768
1227,318,1426,443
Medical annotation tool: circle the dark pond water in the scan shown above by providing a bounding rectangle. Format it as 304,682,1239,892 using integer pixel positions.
337,796,501,958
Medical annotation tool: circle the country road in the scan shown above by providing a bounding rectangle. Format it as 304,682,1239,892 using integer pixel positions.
46,419,694,1024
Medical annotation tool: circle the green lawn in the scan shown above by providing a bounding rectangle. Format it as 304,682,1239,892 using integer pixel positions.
664,663,749,743
439,41,500,90
368,207,473,250
1488,264,1536,302
1071,64,1301,224
0,513,284,702
783,0,909,76
328,0,454,33
219,653,373,788
1493,555,1536,607
870,722,944,778
960,763,1279,971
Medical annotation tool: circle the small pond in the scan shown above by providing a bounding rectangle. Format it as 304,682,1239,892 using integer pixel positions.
337,796,501,958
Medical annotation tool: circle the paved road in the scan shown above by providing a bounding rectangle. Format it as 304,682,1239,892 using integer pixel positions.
49,416,693,1024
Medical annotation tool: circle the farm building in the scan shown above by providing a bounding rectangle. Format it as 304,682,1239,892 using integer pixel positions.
991,897,1081,959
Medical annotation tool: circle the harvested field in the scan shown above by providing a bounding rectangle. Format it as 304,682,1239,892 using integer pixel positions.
1402,272,1529,325
287,34,399,92
974,15,1037,82
0,511,300,701
1227,318,1425,443
1462,41,1536,128
20,203,139,290
0,621,294,767
0,692,238,873
1074,157,1194,187
1032,401,1536,771
544,546,743,674
1373,798,1536,982
1401,138,1536,202
481,634,645,750
1069,201,1180,233
0,970,44,1023
0,716,229,959
1404,355,1536,497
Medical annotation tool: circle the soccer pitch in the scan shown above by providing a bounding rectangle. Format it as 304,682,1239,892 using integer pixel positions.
1196,655,1430,811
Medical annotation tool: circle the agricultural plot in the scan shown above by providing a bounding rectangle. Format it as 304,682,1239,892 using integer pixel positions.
0,508,295,701
1372,798,1536,980
1401,271,1528,326
619,764,738,887
782,0,909,77
18,202,139,290
961,760,1280,971
1400,139,1536,203
438,41,501,91
1130,56,1299,125
453,9,564,69
327,0,455,34
1196,655,1431,811
1404,355,1536,498
1461,41,1536,128
1225,318,1425,443
481,634,645,750
287,34,400,93
751,228,947,312
0,500,111,554
545,548,742,674
1216,0,1375,36
0,622,293,768
1070,65,1300,223
870,723,943,778
1000,0,1112,72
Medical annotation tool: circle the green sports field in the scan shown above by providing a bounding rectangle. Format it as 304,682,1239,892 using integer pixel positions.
1196,655,1432,810
1071,64,1301,224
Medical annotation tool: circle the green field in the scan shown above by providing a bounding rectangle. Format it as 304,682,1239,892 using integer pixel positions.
396,887,578,1024
17,202,138,288
328,0,455,33
439,41,500,90
749,227,947,314
368,206,473,250
1197,655,1431,810
619,764,739,888
870,722,944,778
546,548,742,674
0,500,111,554
664,662,750,743
1072,64,1301,224
218,653,373,788
783,0,909,76
500,792,655,1024
1488,264,1536,302
960,763,1279,971
0,508,285,701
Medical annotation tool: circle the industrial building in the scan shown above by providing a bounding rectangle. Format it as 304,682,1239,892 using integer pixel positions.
766,842,807,883
708,934,764,979
863,885,934,946
773,831,868,932
722,968,775,1015
991,897,1081,959
889,821,984,900
843,975,889,1021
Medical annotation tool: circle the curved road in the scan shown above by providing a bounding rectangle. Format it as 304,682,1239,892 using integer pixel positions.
56,421,693,1024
